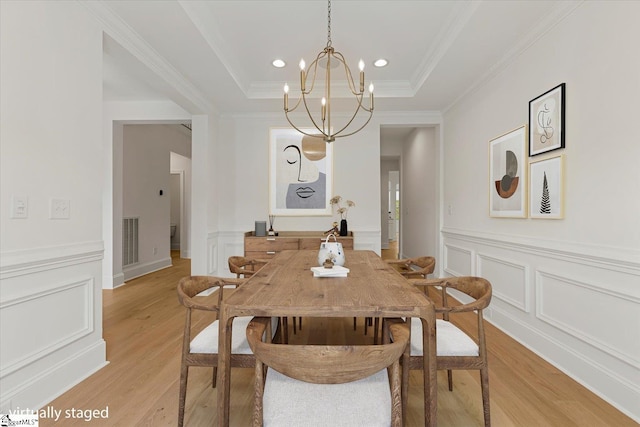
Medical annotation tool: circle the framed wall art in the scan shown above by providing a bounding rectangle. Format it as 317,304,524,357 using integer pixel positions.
529,154,564,219
529,83,565,156
269,127,333,216
489,125,528,218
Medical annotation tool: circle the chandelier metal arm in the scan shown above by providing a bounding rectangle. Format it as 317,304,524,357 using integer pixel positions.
283,112,327,139
332,50,362,96
282,0,374,143
302,50,326,96
330,95,373,139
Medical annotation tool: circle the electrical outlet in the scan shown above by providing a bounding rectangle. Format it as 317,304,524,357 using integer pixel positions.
11,195,28,218
153,247,158,255
50,198,70,219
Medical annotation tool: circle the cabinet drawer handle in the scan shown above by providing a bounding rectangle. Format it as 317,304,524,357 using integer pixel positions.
267,237,276,241
266,251,276,255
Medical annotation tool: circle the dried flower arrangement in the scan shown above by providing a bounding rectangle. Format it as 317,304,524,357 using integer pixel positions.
329,195,355,219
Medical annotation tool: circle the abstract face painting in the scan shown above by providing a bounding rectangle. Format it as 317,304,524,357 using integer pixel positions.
270,128,333,215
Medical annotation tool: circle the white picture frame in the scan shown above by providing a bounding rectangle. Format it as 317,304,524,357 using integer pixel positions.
269,128,333,216
529,154,564,219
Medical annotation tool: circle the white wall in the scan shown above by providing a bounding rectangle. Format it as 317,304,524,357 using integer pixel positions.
213,113,384,274
0,0,106,411
441,2,640,420
121,124,190,280
401,128,438,260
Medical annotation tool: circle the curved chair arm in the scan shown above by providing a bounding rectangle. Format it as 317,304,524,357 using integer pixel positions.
177,276,226,311
439,289,492,314
228,256,269,278
386,256,436,278
409,278,448,288
437,277,492,314
385,258,412,266
219,277,246,288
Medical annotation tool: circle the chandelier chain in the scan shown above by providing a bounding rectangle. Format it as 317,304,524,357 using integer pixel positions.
326,0,332,47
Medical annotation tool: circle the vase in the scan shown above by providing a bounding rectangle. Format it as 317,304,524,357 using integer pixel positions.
339,219,348,236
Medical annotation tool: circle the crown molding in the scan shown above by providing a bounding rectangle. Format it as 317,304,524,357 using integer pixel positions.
443,0,584,113
82,0,214,113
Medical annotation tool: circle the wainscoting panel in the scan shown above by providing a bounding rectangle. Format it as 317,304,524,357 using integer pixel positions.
0,242,106,413
0,278,93,377
441,227,640,422
208,240,218,276
223,241,244,275
443,243,473,276
536,270,640,367
477,253,529,312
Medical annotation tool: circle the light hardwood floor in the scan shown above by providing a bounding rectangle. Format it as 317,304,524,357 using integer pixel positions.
41,251,635,426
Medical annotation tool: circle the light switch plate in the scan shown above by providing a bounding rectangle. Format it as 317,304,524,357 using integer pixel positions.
11,195,28,218
50,198,70,219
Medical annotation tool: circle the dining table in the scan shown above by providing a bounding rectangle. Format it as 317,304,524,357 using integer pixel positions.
216,249,437,426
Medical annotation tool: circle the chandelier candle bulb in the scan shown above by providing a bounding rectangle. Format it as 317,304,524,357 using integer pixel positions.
321,97,327,121
284,83,289,110
369,82,374,109
299,59,306,91
359,59,365,92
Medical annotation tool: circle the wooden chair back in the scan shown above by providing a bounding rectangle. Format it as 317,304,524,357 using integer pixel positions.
228,256,267,278
387,256,436,279
246,317,410,426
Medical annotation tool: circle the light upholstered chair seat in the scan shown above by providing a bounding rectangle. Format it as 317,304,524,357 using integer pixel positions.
410,318,479,357
190,316,278,355
263,368,391,427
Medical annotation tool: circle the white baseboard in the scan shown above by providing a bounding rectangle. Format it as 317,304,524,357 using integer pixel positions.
122,257,172,282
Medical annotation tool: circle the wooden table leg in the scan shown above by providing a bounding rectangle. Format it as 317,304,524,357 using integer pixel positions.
216,308,233,427
422,316,437,427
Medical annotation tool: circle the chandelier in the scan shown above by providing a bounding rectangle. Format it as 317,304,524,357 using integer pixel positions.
283,0,374,143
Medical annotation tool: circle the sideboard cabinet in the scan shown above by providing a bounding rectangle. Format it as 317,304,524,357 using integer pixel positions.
244,231,354,260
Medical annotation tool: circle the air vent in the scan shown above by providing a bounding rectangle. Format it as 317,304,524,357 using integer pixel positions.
123,217,139,267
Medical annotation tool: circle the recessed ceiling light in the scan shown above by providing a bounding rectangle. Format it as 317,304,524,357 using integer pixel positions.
373,58,388,68
272,59,286,68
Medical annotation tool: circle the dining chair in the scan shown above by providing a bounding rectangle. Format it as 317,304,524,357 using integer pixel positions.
176,275,277,427
389,276,493,426
228,256,268,278
386,255,436,279
246,316,410,427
